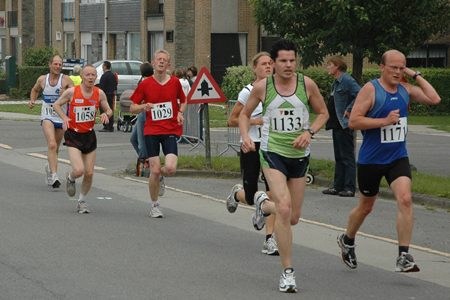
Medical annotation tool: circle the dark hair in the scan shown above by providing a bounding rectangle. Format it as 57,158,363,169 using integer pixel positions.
103,61,111,70
327,55,347,72
140,62,154,77
270,39,298,61
172,69,185,79
187,66,197,76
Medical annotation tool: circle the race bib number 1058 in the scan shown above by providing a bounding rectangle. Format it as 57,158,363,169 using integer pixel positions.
380,117,407,143
74,106,96,123
271,108,303,133
151,102,173,121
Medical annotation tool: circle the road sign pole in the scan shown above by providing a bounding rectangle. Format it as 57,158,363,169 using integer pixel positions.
186,67,227,171
204,103,212,169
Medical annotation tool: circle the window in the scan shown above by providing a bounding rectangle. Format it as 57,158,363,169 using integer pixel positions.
65,33,75,58
148,31,164,59
111,62,129,75
129,62,142,75
128,33,141,61
61,2,75,22
407,45,448,68
159,0,164,13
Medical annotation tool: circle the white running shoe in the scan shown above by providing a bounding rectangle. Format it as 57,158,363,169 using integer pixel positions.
51,173,61,189
77,201,89,214
226,184,243,213
158,176,165,196
279,268,298,293
45,163,52,186
262,234,279,255
150,203,164,218
252,191,269,231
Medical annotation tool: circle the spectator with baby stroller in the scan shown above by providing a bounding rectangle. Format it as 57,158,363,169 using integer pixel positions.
130,62,154,176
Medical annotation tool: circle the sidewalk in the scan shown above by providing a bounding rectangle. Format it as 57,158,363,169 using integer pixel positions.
1,109,449,209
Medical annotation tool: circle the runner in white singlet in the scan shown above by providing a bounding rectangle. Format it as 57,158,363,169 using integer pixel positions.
28,55,74,189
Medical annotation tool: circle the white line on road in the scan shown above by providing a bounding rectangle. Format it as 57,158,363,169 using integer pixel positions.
124,176,450,259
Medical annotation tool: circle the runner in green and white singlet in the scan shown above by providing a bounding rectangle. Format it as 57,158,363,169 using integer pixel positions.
260,73,311,159
239,39,329,293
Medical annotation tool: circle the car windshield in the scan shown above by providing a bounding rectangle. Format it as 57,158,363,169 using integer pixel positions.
92,61,103,68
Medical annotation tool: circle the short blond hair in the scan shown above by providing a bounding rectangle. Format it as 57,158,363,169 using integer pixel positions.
153,49,171,62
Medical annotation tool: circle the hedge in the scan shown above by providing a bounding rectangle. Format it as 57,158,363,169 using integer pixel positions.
222,66,450,116
4,67,71,99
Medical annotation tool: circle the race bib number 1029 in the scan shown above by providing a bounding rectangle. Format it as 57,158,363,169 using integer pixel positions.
380,117,407,143
151,102,173,121
74,106,96,123
271,108,303,133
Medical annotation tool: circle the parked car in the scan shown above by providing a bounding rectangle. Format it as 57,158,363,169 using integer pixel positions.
93,60,143,99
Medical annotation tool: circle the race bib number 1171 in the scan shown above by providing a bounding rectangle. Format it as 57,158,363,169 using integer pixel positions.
380,117,407,143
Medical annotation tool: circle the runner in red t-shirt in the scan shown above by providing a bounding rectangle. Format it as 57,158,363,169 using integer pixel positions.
130,50,187,218
54,65,112,214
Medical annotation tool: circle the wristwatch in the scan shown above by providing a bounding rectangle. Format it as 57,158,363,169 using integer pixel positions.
178,111,184,115
413,71,422,80
105,112,110,117
307,128,315,136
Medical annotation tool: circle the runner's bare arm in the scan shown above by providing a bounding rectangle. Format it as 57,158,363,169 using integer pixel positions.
402,68,440,105
349,82,398,130
28,75,45,109
59,75,75,95
239,79,265,153
53,87,75,131
292,76,328,149
229,101,263,127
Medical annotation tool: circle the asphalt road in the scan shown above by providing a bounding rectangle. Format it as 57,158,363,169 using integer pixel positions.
0,116,450,299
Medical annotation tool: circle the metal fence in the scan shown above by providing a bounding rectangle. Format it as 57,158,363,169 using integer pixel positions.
178,102,204,150
219,100,241,156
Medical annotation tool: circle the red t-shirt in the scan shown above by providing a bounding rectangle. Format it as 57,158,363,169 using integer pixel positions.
130,75,186,136
66,86,100,133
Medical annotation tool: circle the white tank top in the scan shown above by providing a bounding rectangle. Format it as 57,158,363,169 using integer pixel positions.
41,74,66,124
237,84,263,142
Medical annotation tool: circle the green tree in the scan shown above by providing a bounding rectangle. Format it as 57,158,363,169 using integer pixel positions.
22,46,60,67
250,0,450,85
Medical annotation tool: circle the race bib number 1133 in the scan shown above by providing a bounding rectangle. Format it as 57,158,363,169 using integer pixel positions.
271,108,303,133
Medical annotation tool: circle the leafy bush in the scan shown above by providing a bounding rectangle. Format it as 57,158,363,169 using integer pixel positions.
22,46,60,67
221,65,254,101
9,87,26,99
221,66,450,115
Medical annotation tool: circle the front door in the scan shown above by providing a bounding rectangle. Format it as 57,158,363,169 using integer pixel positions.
211,34,243,86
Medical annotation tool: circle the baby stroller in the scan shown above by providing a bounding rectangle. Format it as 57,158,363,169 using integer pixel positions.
117,89,137,132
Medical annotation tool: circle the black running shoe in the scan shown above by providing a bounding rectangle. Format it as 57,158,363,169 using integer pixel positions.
337,233,357,269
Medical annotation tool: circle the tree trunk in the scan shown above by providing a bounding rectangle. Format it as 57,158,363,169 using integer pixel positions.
352,53,364,86
351,53,364,158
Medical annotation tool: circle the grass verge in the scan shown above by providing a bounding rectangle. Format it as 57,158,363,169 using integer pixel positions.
174,156,450,199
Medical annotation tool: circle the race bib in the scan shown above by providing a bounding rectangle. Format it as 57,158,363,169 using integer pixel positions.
42,102,58,117
151,102,173,121
74,106,96,123
380,117,407,143
271,108,303,133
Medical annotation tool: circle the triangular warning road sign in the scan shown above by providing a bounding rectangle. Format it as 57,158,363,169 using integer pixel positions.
187,67,227,104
